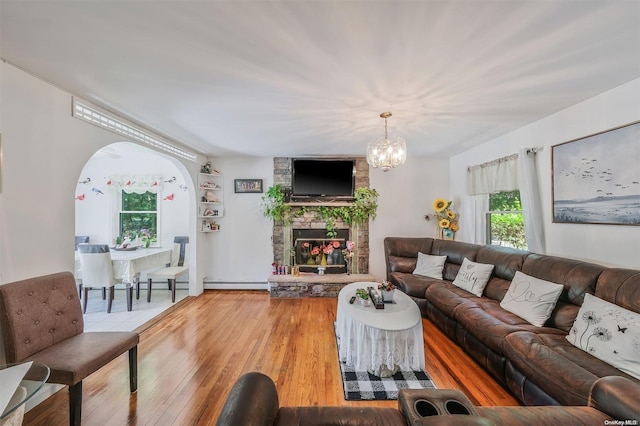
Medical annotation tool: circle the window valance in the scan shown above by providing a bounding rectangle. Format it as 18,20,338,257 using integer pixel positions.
467,154,518,195
108,175,164,194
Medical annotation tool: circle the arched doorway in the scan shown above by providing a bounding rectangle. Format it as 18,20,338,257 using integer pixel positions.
74,142,195,329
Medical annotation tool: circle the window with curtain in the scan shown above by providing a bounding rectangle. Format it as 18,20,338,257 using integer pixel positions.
110,175,163,243
467,149,544,253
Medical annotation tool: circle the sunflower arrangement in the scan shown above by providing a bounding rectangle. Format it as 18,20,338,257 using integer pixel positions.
433,198,459,235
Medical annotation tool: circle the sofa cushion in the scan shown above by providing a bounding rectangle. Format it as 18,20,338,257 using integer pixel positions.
276,407,406,425
431,240,480,281
388,255,418,274
476,406,610,426
500,271,564,327
389,272,441,299
413,253,447,279
425,282,481,318
504,331,637,406
595,268,640,314
452,258,494,297
521,253,604,306
452,299,565,356
566,293,640,380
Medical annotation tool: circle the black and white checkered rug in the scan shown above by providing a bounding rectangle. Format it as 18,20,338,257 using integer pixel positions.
336,329,436,400
339,361,436,400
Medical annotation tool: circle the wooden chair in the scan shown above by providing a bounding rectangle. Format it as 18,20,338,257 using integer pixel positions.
143,236,189,303
0,272,138,426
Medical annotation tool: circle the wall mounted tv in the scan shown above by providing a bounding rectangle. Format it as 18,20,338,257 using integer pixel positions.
292,158,355,199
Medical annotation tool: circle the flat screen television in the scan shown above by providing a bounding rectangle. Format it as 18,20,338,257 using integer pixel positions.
292,158,355,199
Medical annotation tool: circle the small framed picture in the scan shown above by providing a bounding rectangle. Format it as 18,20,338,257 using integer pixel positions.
234,179,263,193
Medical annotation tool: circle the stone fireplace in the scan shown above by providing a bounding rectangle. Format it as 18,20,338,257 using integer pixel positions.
271,157,370,274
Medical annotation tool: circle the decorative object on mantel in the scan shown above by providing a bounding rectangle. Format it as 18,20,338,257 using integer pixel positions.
261,185,378,231
433,198,459,240
367,112,407,172
343,240,355,275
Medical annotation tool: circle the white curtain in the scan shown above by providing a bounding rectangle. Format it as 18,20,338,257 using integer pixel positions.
517,148,545,253
466,151,545,253
467,154,518,196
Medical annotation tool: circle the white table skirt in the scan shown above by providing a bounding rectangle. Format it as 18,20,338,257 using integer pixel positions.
75,248,172,284
335,282,425,373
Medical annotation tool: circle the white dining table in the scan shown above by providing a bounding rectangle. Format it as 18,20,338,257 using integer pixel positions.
75,247,172,285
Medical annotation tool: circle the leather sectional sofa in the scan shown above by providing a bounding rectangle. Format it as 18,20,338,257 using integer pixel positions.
217,371,640,425
384,237,640,407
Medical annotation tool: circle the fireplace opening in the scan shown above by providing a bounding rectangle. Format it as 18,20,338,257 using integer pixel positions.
293,228,349,274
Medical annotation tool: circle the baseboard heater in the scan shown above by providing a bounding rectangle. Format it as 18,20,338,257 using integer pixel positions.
203,281,269,291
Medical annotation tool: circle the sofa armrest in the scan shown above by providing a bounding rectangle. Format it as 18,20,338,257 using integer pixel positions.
216,372,279,426
589,376,640,421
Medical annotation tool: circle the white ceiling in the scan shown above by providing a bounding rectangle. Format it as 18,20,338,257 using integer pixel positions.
2,1,639,158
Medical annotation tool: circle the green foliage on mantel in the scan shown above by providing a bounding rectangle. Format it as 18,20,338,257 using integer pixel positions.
261,185,379,238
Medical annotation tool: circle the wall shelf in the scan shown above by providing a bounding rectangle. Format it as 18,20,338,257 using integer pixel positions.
198,172,223,233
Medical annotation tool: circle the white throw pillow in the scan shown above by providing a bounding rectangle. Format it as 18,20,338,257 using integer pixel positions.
413,252,447,280
566,293,640,380
500,271,564,327
452,258,494,297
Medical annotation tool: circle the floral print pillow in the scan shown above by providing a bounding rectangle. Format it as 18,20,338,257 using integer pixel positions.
567,293,640,380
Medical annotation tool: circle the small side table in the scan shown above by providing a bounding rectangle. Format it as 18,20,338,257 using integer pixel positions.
1,362,50,425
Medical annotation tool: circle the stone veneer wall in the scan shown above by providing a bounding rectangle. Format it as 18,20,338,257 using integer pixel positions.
272,157,370,273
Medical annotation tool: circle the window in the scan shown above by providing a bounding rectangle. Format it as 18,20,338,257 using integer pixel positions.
120,191,158,242
486,191,526,250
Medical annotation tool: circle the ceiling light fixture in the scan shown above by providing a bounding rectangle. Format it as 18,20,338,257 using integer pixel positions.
366,112,406,172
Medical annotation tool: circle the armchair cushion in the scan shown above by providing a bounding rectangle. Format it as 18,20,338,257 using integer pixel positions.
23,331,139,385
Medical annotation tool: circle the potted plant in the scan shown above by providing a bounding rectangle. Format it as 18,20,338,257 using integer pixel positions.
355,288,370,306
378,281,396,302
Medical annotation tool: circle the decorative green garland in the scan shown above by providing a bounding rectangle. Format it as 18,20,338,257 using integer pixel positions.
261,185,379,237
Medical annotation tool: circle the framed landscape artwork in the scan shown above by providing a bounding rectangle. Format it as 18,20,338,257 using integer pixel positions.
552,121,640,225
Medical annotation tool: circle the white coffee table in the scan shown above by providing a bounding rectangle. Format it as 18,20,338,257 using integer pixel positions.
335,282,425,377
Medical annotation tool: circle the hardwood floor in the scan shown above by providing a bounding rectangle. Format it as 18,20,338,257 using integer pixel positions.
24,290,518,425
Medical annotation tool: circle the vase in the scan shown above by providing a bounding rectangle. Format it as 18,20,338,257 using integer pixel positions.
321,254,327,266
326,254,333,265
442,229,455,240
301,251,309,264
382,289,395,302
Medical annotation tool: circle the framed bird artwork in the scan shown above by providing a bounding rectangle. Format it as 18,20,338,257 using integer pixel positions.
551,120,640,225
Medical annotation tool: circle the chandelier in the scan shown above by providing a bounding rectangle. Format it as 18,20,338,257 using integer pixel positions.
366,112,406,172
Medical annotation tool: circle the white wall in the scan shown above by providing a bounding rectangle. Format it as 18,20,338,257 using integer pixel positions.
75,143,190,248
202,157,274,284
368,156,449,279
449,78,640,269
0,63,204,289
